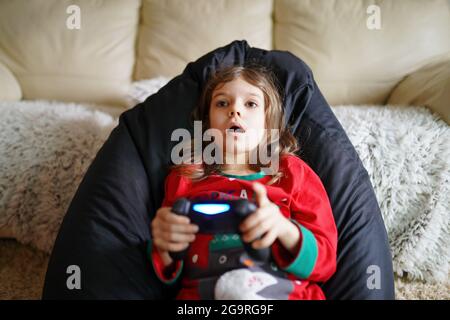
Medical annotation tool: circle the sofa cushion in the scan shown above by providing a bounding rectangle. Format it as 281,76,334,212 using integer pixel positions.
134,0,273,79
274,0,450,106
0,0,140,107
0,62,21,101
388,52,450,125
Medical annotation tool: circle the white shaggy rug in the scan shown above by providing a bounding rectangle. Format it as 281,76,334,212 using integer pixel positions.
332,105,449,284
0,100,118,253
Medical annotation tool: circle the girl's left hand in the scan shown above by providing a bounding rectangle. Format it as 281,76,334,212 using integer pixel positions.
239,182,292,249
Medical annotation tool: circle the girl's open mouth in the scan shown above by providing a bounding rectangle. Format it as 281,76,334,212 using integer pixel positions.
226,125,245,134
227,126,245,133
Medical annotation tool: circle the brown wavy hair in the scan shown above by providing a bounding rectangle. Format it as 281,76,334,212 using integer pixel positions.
171,64,299,185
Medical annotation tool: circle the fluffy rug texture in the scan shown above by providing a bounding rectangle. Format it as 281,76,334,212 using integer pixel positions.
0,78,448,288
0,100,118,253
332,105,449,284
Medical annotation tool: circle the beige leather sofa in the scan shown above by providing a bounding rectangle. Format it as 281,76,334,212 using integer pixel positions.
0,0,449,300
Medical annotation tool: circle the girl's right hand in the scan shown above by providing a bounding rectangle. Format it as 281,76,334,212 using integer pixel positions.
151,206,199,264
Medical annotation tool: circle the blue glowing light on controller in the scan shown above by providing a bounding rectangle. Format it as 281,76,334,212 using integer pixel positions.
193,204,230,215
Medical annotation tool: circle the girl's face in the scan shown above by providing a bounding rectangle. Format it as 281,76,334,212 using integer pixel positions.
209,76,266,157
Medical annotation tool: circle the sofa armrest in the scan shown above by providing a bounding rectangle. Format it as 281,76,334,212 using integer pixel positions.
387,52,450,124
0,61,22,101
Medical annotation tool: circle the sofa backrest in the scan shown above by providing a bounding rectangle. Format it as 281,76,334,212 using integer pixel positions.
274,0,450,105
134,0,273,80
0,0,448,107
0,0,140,107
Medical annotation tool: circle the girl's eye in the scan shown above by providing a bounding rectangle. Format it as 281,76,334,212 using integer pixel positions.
216,100,228,107
246,101,258,108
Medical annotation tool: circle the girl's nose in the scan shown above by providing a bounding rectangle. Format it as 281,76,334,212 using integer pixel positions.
228,110,240,117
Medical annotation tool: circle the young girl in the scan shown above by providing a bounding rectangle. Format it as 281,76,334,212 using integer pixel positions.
149,64,337,300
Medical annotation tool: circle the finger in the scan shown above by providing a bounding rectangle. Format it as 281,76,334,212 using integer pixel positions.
160,222,199,234
156,207,189,223
153,211,199,234
153,228,196,243
162,211,191,225
239,207,270,232
160,231,196,243
252,182,270,207
242,217,275,243
151,228,162,239
252,228,278,249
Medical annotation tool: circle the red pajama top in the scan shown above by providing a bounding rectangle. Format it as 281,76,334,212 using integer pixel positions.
148,154,337,300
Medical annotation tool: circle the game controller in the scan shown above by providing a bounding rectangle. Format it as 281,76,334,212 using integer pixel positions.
168,198,271,262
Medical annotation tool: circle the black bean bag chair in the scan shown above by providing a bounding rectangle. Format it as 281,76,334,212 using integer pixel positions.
42,40,395,300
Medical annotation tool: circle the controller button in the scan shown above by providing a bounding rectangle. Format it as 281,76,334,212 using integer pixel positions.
192,254,198,263
218,255,227,264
